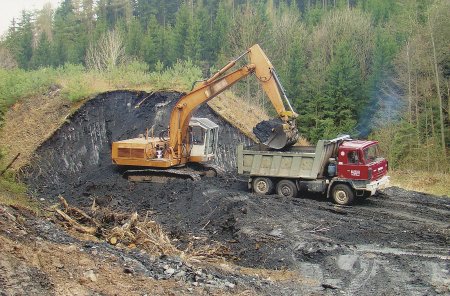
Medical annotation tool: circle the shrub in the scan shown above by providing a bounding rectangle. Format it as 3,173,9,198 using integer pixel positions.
0,68,57,124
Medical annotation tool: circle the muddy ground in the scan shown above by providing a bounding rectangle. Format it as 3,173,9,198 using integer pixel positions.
15,91,450,295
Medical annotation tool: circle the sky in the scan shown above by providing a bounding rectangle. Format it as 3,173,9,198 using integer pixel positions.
1,0,61,37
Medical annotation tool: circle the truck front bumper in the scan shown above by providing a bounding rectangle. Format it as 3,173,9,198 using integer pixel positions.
366,175,390,195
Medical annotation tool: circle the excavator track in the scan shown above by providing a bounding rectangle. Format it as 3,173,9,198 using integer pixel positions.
123,163,224,183
124,168,202,183
201,163,225,177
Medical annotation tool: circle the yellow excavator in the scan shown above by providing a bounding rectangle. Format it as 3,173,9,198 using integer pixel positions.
111,44,299,180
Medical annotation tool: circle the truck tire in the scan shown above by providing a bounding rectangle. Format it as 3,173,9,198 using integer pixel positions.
276,180,298,198
332,184,354,205
252,177,274,195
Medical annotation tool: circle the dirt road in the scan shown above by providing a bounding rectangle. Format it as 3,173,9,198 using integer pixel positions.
19,91,449,295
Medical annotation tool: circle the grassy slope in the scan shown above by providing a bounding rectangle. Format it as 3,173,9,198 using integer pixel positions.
389,170,449,197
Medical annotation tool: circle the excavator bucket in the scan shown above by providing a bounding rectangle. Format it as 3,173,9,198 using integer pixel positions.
253,119,299,149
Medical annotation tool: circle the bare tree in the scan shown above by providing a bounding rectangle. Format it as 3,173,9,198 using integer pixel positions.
86,29,127,71
34,2,54,47
427,1,449,156
0,46,18,69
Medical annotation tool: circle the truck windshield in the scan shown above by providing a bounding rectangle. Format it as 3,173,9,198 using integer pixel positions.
363,145,380,163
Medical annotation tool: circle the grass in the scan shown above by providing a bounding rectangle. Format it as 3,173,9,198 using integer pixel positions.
0,60,202,124
0,174,39,213
389,170,450,197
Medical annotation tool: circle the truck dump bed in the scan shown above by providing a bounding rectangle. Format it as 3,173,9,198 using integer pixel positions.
237,137,346,179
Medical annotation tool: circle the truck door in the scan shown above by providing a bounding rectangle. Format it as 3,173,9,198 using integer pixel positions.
337,149,366,180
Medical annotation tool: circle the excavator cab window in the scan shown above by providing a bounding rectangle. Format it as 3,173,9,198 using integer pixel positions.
191,126,205,145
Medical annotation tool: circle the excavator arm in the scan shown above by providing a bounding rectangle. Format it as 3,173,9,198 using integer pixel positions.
169,44,299,153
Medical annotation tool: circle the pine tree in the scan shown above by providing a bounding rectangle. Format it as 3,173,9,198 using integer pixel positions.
172,4,190,61
125,18,144,59
325,41,363,136
31,32,52,68
7,11,34,69
209,0,231,62
53,0,85,65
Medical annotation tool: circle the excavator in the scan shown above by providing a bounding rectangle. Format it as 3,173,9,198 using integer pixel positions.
111,44,299,180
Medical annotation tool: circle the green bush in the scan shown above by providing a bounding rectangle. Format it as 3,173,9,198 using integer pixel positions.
0,68,57,124
150,59,202,90
370,121,448,172
0,59,201,123
55,64,89,102
104,60,150,87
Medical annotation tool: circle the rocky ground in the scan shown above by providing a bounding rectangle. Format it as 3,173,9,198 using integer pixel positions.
1,91,448,295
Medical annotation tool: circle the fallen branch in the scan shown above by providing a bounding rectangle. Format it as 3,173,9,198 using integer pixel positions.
55,209,97,235
58,196,100,227
0,153,20,176
135,226,166,253
58,196,69,211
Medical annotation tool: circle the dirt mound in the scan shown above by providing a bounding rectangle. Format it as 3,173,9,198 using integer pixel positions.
0,204,282,295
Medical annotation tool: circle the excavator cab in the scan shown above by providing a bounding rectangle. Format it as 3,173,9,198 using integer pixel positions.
189,118,219,163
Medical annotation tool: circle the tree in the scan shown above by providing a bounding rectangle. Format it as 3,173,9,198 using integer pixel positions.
208,0,231,62
31,32,52,68
427,0,449,156
5,10,34,69
34,2,54,43
172,4,190,60
53,0,85,65
86,29,127,71
0,46,17,69
326,41,361,132
227,2,271,106
124,18,144,59
361,27,398,136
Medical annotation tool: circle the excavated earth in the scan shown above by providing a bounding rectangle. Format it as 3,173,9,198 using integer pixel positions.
19,91,450,295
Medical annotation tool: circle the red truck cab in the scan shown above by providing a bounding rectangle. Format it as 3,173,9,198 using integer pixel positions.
329,140,389,204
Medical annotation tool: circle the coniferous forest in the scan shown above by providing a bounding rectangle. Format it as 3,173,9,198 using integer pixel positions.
0,0,449,173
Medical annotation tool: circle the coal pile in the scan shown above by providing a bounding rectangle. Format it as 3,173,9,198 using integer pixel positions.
24,90,252,198
253,118,284,144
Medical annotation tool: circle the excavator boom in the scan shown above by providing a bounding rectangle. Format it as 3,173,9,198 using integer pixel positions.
169,44,299,153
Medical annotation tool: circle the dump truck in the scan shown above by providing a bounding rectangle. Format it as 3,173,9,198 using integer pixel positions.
237,135,389,205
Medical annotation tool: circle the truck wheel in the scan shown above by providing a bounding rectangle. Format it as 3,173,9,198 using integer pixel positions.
332,184,354,205
276,180,298,198
253,177,274,195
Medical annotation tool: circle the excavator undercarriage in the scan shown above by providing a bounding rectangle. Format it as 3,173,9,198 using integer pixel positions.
123,163,224,183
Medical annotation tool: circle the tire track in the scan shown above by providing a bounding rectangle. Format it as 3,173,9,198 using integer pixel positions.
346,258,378,296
